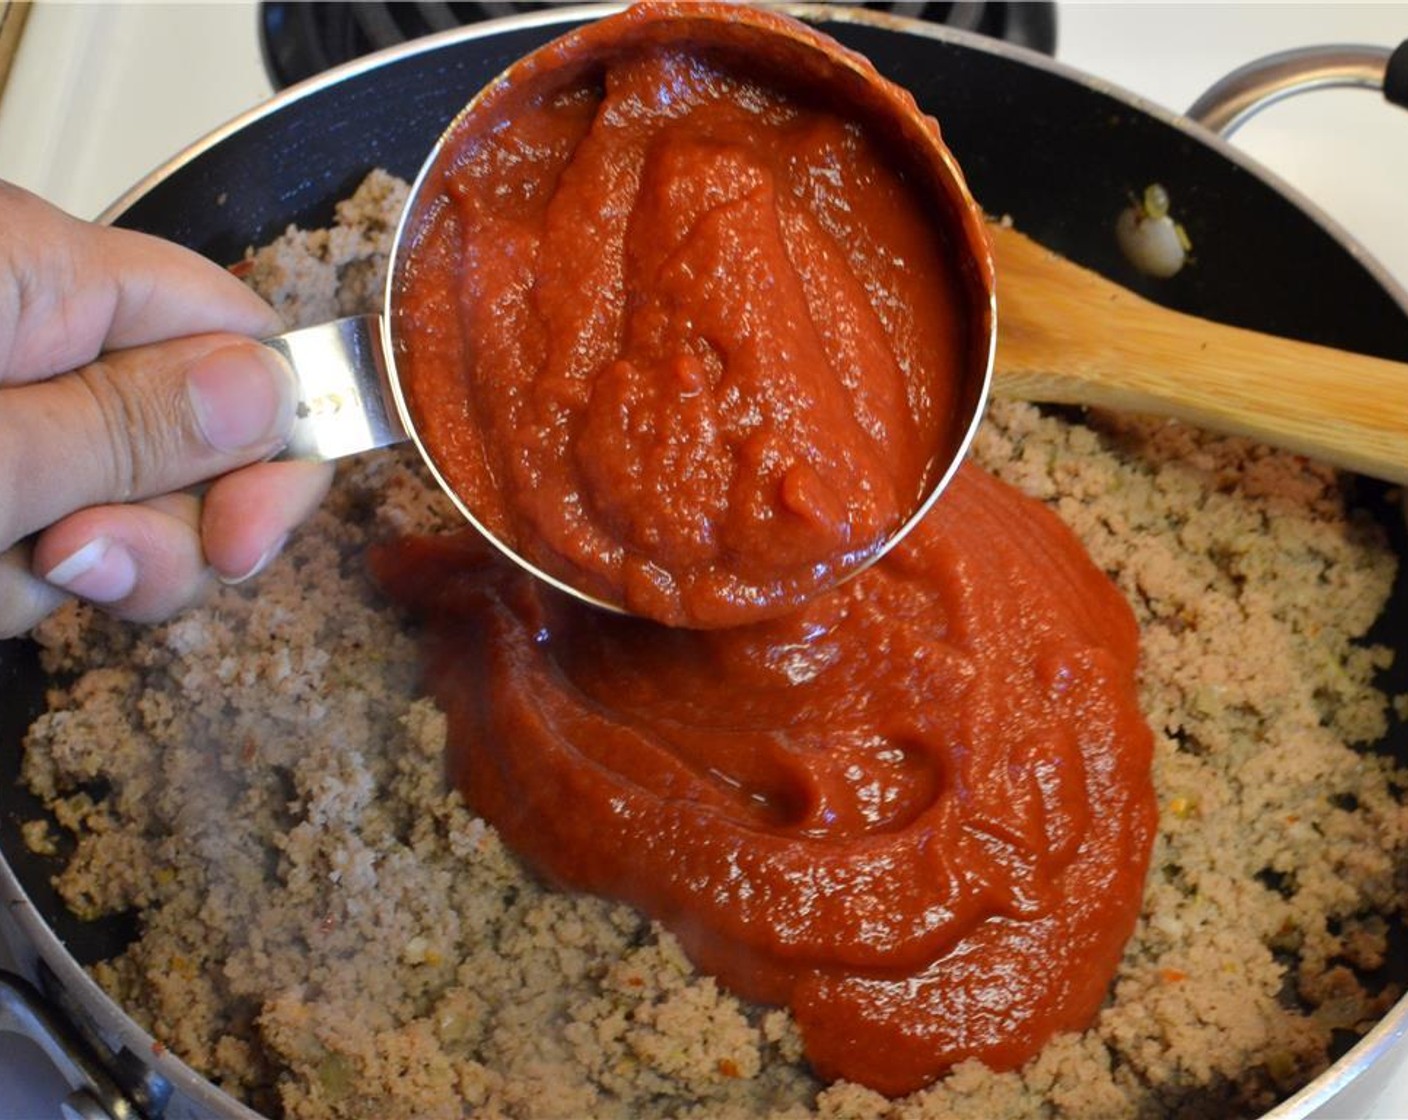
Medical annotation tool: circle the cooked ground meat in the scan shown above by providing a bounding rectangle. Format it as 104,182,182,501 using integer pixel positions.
20,170,1407,1120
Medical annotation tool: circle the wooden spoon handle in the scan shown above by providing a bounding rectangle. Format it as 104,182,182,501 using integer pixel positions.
989,222,1408,484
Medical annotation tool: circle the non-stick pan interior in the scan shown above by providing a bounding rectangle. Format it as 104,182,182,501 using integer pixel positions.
2,0,1406,1064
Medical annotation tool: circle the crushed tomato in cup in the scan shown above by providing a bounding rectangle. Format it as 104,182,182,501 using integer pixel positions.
389,0,994,628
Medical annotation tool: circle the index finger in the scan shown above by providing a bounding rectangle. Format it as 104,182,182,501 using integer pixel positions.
0,181,282,386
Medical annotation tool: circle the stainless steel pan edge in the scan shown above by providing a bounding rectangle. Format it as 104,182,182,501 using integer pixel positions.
1,6,1405,1118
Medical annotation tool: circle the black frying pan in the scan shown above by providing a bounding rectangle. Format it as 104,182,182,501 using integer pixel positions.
2,6,1406,1117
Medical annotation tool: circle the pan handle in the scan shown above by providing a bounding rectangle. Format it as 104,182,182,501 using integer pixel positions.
0,969,142,1119
1188,41,1408,137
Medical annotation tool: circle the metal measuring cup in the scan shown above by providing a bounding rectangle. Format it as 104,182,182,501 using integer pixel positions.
263,1,997,624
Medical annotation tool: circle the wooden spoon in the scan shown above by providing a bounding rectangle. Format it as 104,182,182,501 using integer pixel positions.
989,222,1408,485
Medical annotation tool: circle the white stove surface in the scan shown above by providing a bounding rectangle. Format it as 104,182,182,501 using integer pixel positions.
1,3,1407,1118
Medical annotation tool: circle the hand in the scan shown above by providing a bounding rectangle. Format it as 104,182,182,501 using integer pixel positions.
0,182,333,638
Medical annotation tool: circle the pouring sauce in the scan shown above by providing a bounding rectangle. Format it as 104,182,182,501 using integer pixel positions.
374,464,1157,1095
378,2,1155,1096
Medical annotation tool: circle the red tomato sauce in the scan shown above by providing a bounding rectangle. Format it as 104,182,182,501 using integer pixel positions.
390,2,989,628
372,463,1158,1096
381,2,1154,1096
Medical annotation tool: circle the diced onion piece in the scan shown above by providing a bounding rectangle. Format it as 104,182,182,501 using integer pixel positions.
1116,204,1188,279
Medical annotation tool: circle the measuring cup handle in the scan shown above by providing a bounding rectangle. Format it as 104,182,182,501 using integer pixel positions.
262,314,410,462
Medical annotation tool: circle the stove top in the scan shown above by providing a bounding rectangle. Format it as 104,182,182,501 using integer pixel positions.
258,1,1058,89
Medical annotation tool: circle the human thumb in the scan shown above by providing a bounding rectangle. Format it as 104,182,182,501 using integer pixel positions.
0,334,296,551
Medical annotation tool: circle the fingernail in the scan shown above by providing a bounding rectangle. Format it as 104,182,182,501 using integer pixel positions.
42,538,138,604
187,343,296,454
217,532,287,587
